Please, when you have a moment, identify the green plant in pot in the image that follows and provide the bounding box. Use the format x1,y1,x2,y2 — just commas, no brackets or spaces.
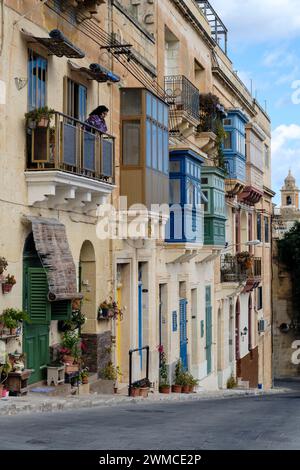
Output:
60,330,81,364
79,367,89,385
1,308,29,335
172,359,185,393
25,106,55,129
159,349,170,394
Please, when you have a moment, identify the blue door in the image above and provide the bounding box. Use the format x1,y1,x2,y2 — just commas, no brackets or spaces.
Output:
138,281,143,370
179,299,188,370
205,286,213,375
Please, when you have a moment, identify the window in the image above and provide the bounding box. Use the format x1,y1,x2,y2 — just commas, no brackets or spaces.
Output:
121,89,142,116
170,179,181,204
122,89,169,173
186,180,195,205
223,132,232,150
122,120,140,165
170,161,180,173
223,118,232,126
65,77,87,122
202,190,209,212
264,217,270,243
265,145,270,169
28,49,47,110
257,214,262,241
257,287,263,310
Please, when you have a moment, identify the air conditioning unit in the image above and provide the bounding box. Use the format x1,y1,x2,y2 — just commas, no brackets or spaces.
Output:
258,319,267,333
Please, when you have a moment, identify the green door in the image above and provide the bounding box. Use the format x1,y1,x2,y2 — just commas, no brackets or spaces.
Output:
23,267,50,384
24,324,49,384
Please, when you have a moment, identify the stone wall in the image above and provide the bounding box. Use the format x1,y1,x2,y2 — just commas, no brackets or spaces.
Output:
81,331,112,376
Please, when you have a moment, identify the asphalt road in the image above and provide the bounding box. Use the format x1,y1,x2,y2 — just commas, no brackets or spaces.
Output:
1,387,300,450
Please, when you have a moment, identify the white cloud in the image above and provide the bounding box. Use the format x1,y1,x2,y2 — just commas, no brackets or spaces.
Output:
211,0,300,45
271,124,300,202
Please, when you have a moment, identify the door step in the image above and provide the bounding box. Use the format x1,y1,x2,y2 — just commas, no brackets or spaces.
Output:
237,379,250,389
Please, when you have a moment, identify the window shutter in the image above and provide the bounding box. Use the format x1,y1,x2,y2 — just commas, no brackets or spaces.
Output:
51,300,72,321
28,267,50,324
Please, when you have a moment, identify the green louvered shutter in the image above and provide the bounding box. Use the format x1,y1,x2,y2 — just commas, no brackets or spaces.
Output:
51,300,72,321
28,267,50,324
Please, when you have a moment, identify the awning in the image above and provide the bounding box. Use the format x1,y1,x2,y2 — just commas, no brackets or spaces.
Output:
21,29,85,59
68,60,120,83
26,217,83,302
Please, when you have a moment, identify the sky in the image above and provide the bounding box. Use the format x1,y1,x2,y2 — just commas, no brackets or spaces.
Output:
211,0,300,204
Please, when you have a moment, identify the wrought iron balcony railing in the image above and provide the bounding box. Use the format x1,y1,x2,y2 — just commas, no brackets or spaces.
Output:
221,254,262,283
164,75,200,122
26,111,115,184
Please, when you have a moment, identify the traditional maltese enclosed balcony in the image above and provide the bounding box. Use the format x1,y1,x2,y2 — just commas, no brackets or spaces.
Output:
221,253,261,290
164,75,200,136
25,111,115,212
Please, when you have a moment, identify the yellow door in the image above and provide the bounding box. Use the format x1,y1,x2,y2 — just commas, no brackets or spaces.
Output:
116,287,122,370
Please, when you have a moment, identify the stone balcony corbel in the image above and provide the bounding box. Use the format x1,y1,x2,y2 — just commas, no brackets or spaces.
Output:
195,131,217,154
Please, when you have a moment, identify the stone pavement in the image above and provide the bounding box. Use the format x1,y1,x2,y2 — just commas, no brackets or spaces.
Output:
0,386,290,417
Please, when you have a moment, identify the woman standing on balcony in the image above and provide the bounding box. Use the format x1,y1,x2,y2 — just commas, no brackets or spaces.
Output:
85,105,109,133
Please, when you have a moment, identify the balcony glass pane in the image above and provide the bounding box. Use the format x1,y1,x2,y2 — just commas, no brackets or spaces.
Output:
83,131,96,171
152,123,158,169
158,127,163,172
146,93,152,117
163,130,169,174
158,101,164,124
121,89,142,116
169,161,180,173
146,119,152,167
164,104,169,128
170,179,181,204
122,120,140,166
63,122,77,166
223,132,232,150
102,138,113,177
152,96,157,121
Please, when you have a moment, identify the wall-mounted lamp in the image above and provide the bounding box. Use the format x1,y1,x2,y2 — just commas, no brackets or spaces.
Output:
241,327,248,337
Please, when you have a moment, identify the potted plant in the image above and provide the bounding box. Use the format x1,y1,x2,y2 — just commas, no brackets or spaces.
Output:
236,252,253,271
172,359,184,393
0,257,8,281
60,330,81,372
100,362,122,393
98,298,125,321
2,274,16,294
181,372,191,394
25,106,55,129
1,309,29,335
159,350,171,394
187,373,199,393
130,382,140,397
80,367,89,385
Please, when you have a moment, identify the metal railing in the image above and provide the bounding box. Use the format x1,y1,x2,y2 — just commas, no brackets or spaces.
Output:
221,254,262,283
26,111,115,184
164,75,200,122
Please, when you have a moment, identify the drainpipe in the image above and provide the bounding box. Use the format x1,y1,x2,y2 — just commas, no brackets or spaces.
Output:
0,0,4,56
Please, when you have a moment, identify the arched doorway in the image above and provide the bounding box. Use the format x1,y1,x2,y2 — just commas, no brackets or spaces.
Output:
23,233,50,384
79,241,96,333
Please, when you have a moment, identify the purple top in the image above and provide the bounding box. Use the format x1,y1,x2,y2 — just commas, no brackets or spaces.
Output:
85,114,108,134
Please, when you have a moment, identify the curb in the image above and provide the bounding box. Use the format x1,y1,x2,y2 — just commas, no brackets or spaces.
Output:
0,388,290,417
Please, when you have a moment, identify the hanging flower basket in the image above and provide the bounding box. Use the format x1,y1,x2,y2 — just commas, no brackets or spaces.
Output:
2,283,13,294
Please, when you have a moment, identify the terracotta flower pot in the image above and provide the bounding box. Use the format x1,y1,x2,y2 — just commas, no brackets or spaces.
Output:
10,328,17,336
2,283,13,294
62,355,74,365
189,385,194,393
139,387,149,398
172,384,182,393
159,386,171,394
82,376,89,384
114,387,118,394
130,387,140,397
37,117,49,128
182,385,190,394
